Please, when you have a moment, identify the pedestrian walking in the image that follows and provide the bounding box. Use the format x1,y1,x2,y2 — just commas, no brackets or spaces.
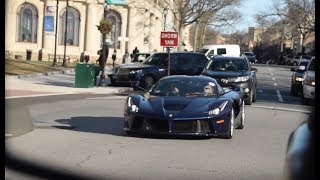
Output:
132,47,139,56
112,49,117,73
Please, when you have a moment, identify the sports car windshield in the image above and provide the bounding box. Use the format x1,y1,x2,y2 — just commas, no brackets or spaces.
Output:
150,78,218,98
207,58,249,71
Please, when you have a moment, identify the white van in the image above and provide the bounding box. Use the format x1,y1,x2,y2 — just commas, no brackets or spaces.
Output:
199,44,241,58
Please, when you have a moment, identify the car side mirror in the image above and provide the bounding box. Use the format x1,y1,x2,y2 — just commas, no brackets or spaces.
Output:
251,67,258,72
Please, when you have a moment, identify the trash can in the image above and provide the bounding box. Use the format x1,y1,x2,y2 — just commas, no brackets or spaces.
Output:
75,63,95,88
26,49,32,60
94,65,101,86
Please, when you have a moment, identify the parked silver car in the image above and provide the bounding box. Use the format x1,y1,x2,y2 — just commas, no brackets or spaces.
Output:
302,58,315,104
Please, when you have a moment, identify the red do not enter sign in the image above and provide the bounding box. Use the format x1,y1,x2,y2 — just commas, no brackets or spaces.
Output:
160,31,179,47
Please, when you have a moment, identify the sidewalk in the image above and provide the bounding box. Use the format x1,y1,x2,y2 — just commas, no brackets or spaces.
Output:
5,66,133,98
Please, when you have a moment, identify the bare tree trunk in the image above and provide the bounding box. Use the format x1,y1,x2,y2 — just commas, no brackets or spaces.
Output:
193,22,199,51
201,22,207,47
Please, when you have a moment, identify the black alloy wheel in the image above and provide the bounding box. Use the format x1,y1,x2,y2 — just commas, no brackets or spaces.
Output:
141,75,155,90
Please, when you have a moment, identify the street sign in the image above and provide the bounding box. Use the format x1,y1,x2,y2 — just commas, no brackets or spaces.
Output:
106,0,126,5
160,31,179,47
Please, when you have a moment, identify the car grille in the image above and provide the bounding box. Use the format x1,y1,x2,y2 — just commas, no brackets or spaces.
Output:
133,116,169,132
172,120,211,133
118,68,130,75
164,104,188,111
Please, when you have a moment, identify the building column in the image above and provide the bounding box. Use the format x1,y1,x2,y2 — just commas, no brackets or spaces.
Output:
84,1,102,55
148,14,156,52
42,0,58,54
5,0,12,51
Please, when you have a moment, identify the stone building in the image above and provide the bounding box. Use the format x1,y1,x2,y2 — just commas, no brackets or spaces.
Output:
5,0,176,64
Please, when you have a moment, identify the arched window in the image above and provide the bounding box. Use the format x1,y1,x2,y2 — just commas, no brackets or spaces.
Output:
106,10,121,49
16,3,38,43
59,7,80,46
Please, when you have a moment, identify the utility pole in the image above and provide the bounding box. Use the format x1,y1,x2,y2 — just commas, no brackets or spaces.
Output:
62,0,69,67
52,0,59,66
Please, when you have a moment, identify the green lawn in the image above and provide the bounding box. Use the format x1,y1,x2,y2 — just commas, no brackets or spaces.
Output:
5,58,77,75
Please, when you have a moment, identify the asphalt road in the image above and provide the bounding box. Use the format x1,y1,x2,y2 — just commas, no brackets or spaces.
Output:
5,64,313,180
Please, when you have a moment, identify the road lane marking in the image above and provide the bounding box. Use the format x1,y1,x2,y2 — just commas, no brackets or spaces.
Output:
272,78,275,80
276,90,284,102
5,134,13,137
274,83,277,86
250,105,311,113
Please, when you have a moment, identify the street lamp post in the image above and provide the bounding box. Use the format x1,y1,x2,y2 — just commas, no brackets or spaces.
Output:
62,0,69,67
52,0,59,66
163,7,168,52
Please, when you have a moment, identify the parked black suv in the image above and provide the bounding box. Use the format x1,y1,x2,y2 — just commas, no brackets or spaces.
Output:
241,52,257,64
201,56,258,105
109,52,209,89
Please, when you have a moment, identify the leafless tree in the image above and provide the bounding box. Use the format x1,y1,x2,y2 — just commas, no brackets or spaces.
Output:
256,0,315,51
163,0,242,50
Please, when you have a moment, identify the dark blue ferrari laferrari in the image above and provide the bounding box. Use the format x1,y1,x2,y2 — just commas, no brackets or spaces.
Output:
123,75,245,139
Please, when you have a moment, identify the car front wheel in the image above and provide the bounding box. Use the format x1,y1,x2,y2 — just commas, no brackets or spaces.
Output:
245,91,253,105
222,108,234,139
141,75,155,90
237,101,245,129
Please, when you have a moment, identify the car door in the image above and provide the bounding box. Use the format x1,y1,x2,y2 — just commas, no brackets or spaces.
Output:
190,54,209,75
171,53,191,75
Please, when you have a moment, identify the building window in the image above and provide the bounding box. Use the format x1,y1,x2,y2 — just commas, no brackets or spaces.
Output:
106,10,121,49
16,3,38,43
59,7,80,46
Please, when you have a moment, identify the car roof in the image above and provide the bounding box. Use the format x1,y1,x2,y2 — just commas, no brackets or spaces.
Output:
160,75,218,82
152,51,205,55
211,56,247,60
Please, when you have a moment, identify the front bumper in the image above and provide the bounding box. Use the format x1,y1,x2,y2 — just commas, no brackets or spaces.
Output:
110,72,141,86
303,85,315,99
124,113,231,137
292,81,303,93
220,81,252,97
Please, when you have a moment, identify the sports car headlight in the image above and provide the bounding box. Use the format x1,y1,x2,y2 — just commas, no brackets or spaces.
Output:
234,76,250,82
208,101,228,115
127,97,139,112
129,69,142,74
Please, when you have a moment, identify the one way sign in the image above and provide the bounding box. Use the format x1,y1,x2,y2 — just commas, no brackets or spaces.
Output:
160,31,179,47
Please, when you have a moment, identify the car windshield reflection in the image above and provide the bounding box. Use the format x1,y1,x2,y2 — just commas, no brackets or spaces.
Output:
150,79,218,98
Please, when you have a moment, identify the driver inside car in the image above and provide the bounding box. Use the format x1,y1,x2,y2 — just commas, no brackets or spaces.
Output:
203,84,215,96
167,82,180,96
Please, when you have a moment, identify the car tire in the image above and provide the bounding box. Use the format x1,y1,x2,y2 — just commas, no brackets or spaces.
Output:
290,85,298,96
237,101,245,129
222,108,234,139
245,91,253,105
252,88,257,103
141,75,155,90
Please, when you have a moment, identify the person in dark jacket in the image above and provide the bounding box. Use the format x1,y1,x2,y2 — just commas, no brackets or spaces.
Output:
132,47,139,56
